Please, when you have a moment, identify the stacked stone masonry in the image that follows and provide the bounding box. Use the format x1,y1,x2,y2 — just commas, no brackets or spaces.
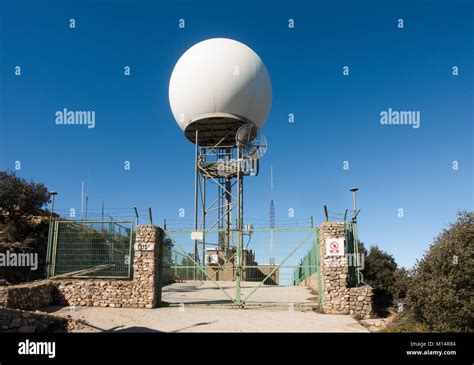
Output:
52,225,162,309
0,308,68,333
0,225,162,311
0,281,52,310
319,222,373,319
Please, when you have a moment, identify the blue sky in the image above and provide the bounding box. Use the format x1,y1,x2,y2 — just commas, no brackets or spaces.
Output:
0,0,472,269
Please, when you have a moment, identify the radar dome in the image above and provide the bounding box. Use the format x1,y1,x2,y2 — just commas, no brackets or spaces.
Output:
169,38,272,146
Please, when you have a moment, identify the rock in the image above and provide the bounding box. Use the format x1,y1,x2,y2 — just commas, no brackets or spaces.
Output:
10,318,22,327
18,325,36,333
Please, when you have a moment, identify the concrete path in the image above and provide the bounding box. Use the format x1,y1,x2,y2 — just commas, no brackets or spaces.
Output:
51,306,368,333
162,280,317,305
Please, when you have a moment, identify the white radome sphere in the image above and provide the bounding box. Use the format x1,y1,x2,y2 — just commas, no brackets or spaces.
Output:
169,38,272,145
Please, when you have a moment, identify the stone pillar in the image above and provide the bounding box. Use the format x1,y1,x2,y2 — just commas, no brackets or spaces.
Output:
134,225,163,308
319,222,349,314
319,221,373,319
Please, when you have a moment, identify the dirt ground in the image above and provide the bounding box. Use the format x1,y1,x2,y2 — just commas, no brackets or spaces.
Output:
48,306,369,332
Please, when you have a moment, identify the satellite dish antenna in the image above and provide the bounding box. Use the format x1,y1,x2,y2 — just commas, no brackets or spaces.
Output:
236,124,268,159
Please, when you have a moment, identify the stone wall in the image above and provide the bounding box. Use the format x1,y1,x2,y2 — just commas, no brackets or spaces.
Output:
348,285,373,318
0,308,68,333
0,225,163,311
319,222,373,319
0,281,53,310
51,225,163,309
53,280,137,308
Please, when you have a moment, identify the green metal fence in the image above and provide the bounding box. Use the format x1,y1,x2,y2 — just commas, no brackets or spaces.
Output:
345,221,364,286
47,220,133,279
160,227,320,307
293,243,318,285
162,231,204,282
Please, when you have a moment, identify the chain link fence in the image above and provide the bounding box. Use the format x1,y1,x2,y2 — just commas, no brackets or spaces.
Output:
47,220,133,279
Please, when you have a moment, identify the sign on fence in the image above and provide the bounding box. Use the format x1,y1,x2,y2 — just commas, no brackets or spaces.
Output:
191,231,204,240
325,238,345,256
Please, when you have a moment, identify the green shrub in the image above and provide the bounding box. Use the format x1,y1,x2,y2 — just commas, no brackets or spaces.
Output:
0,171,50,242
383,310,430,333
406,211,473,332
392,267,410,303
363,245,399,305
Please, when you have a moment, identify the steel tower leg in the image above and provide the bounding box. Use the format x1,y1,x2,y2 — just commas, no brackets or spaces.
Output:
235,149,244,306
225,178,232,253
202,174,206,279
193,130,199,281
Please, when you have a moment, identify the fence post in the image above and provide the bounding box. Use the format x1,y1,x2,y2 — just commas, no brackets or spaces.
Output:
316,229,322,307
45,218,54,278
148,207,153,225
134,207,139,225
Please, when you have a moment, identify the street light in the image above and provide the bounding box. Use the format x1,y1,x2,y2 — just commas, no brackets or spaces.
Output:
49,191,58,217
350,187,359,212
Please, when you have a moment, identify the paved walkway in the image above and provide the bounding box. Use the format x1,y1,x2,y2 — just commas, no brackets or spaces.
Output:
161,280,317,305
51,306,369,332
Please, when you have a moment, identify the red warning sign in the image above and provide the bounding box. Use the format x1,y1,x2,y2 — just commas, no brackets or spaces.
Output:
325,238,345,256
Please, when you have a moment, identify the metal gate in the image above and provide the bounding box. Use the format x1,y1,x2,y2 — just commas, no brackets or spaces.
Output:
160,227,321,308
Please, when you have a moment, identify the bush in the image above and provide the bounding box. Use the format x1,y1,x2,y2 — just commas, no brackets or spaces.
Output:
392,267,410,303
406,211,473,332
363,245,398,306
382,309,430,333
0,171,50,242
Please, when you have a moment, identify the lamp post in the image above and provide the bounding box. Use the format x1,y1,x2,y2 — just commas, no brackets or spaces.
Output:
351,187,359,212
49,191,58,218
350,187,358,212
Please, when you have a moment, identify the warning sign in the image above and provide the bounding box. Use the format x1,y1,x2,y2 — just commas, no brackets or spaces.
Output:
191,231,204,241
325,238,345,256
